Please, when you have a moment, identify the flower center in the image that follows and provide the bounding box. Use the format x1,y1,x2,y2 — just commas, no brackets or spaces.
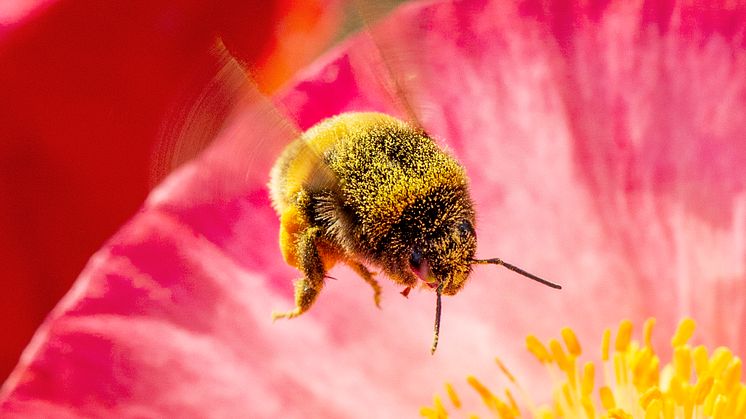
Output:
421,318,745,418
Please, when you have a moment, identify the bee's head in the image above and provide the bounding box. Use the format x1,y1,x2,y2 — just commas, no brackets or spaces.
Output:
378,185,477,295
408,217,477,295
367,160,559,355
383,187,559,355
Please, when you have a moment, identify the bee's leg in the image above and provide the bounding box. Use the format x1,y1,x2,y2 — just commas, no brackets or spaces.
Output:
272,227,326,320
346,261,381,308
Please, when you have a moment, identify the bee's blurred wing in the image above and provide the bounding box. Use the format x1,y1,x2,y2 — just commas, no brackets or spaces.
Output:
150,2,436,201
150,45,244,187
350,0,436,131
149,42,306,204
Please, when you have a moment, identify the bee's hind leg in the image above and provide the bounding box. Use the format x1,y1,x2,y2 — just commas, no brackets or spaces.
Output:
272,227,326,320
346,260,381,308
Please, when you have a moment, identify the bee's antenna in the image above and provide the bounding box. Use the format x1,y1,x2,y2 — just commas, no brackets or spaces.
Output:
431,283,443,355
471,258,562,289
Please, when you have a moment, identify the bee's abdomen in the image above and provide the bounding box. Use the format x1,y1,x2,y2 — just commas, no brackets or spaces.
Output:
268,137,306,213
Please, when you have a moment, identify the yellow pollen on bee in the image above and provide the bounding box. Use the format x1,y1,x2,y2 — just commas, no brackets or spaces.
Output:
421,318,746,418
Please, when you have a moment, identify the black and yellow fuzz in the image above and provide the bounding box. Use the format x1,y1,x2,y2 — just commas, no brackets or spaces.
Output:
269,112,558,353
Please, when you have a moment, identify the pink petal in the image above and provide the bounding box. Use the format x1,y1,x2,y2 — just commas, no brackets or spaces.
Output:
0,0,341,382
3,0,746,417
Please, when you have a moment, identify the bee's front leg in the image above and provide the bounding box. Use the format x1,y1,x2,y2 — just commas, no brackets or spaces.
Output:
345,260,381,308
272,226,326,320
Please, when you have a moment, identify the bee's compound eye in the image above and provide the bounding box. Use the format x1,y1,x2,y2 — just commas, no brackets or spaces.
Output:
457,219,474,238
410,248,423,269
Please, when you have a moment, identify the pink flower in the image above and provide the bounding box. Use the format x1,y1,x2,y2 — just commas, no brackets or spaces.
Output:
2,0,745,417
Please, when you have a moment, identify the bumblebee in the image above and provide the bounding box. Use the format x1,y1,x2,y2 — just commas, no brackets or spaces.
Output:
269,112,559,353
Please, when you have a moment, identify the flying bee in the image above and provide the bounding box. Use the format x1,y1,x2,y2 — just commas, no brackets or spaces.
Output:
269,111,561,353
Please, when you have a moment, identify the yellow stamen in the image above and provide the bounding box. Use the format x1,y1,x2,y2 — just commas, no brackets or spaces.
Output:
693,375,714,404
710,347,733,376
631,347,654,390
602,329,611,362
505,389,519,415
673,345,692,381
549,339,569,372
606,407,633,418
495,357,516,383
419,406,439,418
494,396,516,419
669,376,688,405
671,318,696,348
561,327,582,357
663,397,675,419
723,357,742,394
600,386,616,409
422,318,746,418
421,395,448,419
639,386,662,410
565,356,578,390
445,382,461,409
536,407,553,419
681,386,694,419
467,375,496,406
562,382,574,408
582,396,595,419
643,318,655,348
614,352,627,386
692,345,709,377
644,398,662,419
526,335,552,364
712,394,727,419
615,320,634,352
433,394,447,418
734,385,746,417
703,380,721,415
582,362,595,396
